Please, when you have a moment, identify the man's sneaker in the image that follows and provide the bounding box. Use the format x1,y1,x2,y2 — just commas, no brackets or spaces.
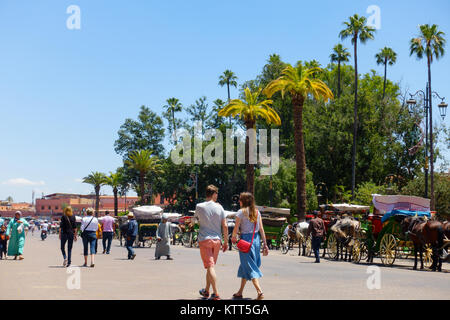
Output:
199,288,209,298
209,293,220,300
131,254,136,260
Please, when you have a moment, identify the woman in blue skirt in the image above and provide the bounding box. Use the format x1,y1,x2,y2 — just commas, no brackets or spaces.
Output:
231,192,269,300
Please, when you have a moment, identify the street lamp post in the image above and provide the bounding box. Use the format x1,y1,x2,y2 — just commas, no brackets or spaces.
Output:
407,83,447,204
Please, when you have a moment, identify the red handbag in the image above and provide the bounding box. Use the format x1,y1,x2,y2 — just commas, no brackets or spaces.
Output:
236,221,257,253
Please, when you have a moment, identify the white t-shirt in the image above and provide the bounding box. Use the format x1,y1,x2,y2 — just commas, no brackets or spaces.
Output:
194,200,226,242
81,216,99,232
41,223,49,231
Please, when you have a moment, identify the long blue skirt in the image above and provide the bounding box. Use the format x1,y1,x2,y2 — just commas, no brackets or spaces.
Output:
237,232,263,280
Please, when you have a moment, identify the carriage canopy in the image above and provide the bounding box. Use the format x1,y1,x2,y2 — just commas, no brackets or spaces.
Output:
380,209,432,223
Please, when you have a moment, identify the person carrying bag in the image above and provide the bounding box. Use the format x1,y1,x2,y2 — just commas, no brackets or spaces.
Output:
231,192,269,300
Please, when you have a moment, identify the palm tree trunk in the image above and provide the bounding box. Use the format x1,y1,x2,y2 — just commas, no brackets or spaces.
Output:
383,58,387,100
337,61,341,98
172,109,177,144
95,186,100,217
227,82,232,126
140,172,145,204
351,38,358,199
245,121,255,194
293,96,306,221
113,187,118,216
428,55,435,210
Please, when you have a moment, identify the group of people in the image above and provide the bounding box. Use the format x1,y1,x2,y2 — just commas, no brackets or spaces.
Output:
194,185,269,300
1,185,275,300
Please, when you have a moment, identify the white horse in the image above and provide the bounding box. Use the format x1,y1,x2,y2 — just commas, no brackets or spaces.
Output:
288,221,310,256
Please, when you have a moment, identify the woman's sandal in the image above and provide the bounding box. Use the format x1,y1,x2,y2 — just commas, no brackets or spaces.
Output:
199,288,209,298
256,292,264,300
232,293,243,299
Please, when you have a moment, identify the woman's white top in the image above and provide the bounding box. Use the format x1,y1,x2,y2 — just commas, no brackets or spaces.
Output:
81,216,99,232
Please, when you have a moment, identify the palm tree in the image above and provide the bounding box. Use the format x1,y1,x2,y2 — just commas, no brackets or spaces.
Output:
339,14,376,199
125,150,163,204
163,98,182,144
219,70,238,126
410,24,446,210
219,70,238,103
105,171,122,216
375,47,397,99
83,172,107,217
330,44,351,98
218,87,281,194
263,63,333,220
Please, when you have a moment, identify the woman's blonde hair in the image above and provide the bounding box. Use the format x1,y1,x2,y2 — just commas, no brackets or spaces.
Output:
63,206,73,217
239,192,258,223
86,208,94,216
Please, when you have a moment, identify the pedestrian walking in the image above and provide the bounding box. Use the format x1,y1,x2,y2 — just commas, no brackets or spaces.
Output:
95,221,102,254
155,213,173,260
80,208,98,267
195,185,228,300
231,192,268,300
0,225,8,259
6,211,30,260
59,206,77,268
126,212,138,260
307,211,325,263
101,211,115,254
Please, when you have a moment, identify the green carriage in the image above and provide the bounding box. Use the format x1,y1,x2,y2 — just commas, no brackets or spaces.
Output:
257,206,290,251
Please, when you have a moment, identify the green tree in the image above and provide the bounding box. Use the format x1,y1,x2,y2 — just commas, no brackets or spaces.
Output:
330,44,351,98
219,87,281,194
163,98,183,144
375,47,397,99
125,150,163,204
218,70,238,103
264,63,333,220
105,171,122,216
114,106,165,158
82,172,107,217
339,13,376,199
185,96,212,136
410,23,446,210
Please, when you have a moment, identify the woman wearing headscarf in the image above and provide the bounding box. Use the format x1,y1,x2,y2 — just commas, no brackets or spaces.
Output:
231,192,269,300
155,213,173,260
59,206,77,267
6,211,30,260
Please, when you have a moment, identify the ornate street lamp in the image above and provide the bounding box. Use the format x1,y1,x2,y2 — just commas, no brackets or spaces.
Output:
438,100,448,120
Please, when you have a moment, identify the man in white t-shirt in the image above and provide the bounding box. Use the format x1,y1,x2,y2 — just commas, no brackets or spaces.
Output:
194,185,228,301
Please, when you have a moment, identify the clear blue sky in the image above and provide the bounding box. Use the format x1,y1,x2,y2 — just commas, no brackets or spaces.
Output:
1,0,449,202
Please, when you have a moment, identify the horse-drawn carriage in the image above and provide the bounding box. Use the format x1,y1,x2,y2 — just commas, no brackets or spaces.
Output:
351,195,436,268
257,206,290,251
320,203,370,260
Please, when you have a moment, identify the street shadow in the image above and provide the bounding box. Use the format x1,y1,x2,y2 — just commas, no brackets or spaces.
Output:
48,265,66,268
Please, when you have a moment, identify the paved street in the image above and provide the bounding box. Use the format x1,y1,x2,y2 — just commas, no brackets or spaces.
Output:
1,233,448,300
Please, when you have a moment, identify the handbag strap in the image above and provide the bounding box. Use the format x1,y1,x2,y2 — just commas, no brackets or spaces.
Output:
248,212,258,247
82,216,95,233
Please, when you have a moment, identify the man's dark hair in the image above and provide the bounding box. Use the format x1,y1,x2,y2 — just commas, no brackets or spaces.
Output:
105,211,110,215
205,185,218,198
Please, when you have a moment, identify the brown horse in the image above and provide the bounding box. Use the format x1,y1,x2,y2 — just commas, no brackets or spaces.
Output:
401,216,445,272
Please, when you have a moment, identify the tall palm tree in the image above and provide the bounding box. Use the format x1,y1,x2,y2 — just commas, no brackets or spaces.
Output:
105,171,122,216
375,47,397,99
218,87,281,194
330,44,351,98
219,70,238,126
163,98,182,144
410,24,446,210
263,63,333,220
82,171,107,217
218,70,238,103
125,150,163,204
339,14,376,199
